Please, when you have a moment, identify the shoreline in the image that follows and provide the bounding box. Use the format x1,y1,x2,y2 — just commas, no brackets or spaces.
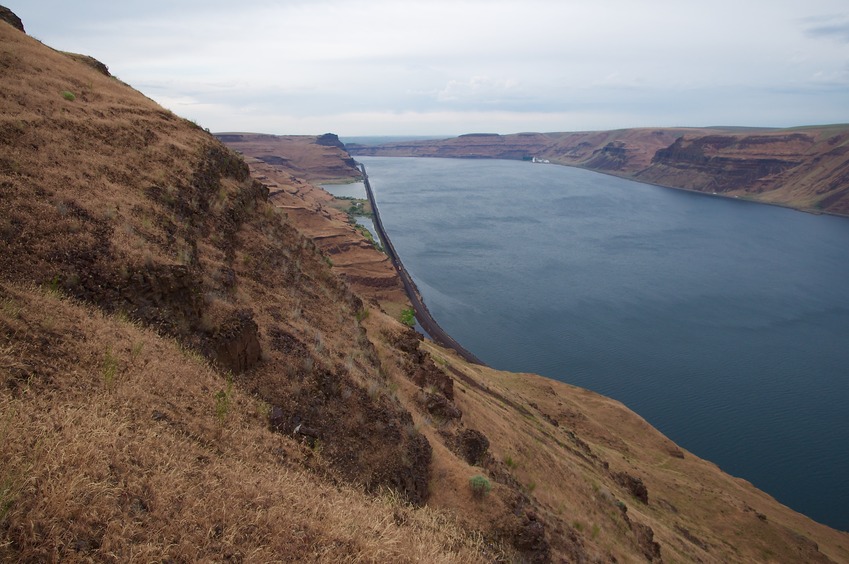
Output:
358,162,487,366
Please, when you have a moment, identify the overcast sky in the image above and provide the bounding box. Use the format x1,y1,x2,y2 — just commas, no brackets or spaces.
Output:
10,0,849,136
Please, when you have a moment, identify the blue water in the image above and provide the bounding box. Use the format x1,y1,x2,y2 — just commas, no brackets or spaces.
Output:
358,156,849,532
320,181,367,199
354,216,379,242
318,182,380,241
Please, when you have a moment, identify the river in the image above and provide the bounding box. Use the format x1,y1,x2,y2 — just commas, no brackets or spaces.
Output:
356,155,849,532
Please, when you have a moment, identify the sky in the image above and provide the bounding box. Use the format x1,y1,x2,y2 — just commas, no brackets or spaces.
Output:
10,0,849,136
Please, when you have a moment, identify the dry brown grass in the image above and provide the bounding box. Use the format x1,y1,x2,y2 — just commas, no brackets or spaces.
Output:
0,283,487,562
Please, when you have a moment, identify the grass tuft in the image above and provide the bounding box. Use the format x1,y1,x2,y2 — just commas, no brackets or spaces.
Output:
214,374,234,425
469,475,492,498
102,347,119,389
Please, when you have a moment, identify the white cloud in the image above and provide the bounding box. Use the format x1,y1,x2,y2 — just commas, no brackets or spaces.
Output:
437,76,521,103
11,0,849,134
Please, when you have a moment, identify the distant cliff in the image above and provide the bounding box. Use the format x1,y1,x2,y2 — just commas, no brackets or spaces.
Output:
348,125,849,215
215,132,361,182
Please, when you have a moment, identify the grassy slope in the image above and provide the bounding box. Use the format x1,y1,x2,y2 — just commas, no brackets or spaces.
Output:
0,284,484,562
2,18,849,563
0,21,481,562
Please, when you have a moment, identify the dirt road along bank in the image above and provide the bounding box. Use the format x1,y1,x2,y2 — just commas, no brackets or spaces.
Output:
358,163,486,366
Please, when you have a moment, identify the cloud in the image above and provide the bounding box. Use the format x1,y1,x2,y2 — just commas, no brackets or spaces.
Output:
436,76,522,104
804,17,849,42
12,0,849,134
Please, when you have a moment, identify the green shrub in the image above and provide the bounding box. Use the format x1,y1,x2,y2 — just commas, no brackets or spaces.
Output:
61,90,75,101
400,308,415,327
469,474,492,498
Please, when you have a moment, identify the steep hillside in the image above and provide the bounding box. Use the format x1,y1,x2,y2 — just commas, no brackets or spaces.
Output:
0,16,450,560
3,12,849,563
348,125,849,215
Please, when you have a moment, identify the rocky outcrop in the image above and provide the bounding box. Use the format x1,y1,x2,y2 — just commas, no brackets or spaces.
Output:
585,141,631,171
639,134,808,193
455,428,490,466
62,52,110,76
0,5,24,33
613,471,649,504
265,374,433,505
632,522,663,562
315,133,346,150
206,309,262,374
390,327,455,399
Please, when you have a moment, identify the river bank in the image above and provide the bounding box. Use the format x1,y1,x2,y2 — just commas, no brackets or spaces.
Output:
358,162,486,366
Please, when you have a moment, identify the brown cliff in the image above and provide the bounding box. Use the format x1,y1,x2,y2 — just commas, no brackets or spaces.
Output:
349,125,849,215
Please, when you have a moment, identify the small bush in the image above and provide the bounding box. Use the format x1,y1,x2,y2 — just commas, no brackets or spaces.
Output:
400,308,415,327
61,90,75,101
469,475,492,498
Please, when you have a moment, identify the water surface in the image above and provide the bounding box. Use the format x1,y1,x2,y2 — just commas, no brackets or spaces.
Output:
320,181,366,199
359,156,849,532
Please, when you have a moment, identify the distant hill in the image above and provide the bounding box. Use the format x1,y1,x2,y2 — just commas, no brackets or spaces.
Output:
349,125,849,215
3,8,849,562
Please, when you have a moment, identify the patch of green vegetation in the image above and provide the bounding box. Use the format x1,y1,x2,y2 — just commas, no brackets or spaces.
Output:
504,455,518,469
469,475,492,498
400,308,415,327
43,275,62,297
214,374,234,425
102,347,119,389
572,520,584,531
61,90,75,101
